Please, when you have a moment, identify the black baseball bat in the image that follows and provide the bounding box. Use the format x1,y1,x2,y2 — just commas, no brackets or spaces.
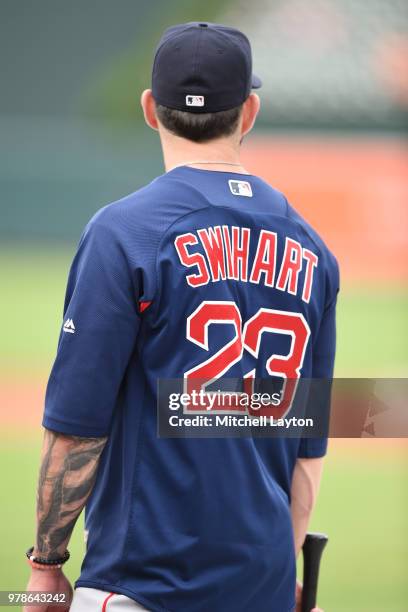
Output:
301,532,328,612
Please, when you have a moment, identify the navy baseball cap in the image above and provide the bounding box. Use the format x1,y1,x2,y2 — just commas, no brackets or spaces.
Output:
151,22,262,113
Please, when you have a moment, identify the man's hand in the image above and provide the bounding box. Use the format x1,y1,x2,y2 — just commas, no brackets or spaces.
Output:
296,580,323,612
23,568,73,612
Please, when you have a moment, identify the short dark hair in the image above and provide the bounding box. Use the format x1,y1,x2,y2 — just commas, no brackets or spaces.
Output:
155,104,243,143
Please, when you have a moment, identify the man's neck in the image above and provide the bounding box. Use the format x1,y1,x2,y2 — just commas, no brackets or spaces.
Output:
160,133,248,174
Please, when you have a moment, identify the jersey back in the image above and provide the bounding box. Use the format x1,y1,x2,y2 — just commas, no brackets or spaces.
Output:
44,166,339,612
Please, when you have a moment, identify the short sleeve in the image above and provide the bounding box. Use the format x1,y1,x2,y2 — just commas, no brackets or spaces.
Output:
298,258,339,458
43,219,141,437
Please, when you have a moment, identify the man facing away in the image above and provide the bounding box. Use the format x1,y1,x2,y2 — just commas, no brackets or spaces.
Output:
25,22,338,612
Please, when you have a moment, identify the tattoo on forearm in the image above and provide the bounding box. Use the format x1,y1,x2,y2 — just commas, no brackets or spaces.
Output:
35,429,107,559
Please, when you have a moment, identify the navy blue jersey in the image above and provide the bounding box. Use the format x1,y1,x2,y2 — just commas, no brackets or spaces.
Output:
43,166,339,612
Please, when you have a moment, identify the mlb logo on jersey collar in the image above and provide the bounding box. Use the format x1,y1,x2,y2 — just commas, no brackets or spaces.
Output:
228,179,253,197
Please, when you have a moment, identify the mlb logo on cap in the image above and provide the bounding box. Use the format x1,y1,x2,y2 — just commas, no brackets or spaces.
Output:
186,95,205,107
152,22,261,113
228,179,253,197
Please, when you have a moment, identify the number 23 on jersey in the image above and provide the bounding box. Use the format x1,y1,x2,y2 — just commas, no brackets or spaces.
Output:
184,301,310,419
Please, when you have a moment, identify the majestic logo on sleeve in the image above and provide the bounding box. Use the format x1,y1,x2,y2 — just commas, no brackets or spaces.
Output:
63,318,76,334
174,226,319,303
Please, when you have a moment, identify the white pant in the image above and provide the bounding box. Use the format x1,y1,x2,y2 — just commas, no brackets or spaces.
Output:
70,588,149,611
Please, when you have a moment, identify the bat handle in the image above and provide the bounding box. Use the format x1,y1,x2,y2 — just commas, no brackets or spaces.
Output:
301,532,328,612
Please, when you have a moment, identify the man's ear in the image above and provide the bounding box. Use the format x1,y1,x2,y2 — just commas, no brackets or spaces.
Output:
241,93,260,137
141,89,159,131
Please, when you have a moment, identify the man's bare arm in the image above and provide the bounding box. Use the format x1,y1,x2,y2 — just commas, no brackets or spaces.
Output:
291,457,325,612
23,429,107,612
34,428,107,559
290,457,324,557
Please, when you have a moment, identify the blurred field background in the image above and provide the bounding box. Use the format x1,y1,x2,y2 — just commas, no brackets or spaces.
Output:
0,1,407,611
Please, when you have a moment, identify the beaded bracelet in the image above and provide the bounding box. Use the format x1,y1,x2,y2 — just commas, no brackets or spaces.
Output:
26,547,70,569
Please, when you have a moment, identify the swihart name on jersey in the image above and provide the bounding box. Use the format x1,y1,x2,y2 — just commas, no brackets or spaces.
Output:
175,225,318,303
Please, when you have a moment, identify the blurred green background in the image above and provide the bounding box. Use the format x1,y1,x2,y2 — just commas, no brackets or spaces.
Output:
0,1,407,611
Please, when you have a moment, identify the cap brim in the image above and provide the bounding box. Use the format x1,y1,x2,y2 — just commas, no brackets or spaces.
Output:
251,73,262,89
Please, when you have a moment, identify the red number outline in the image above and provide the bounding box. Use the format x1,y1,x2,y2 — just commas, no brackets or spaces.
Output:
184,301,310,417
243,308,310,418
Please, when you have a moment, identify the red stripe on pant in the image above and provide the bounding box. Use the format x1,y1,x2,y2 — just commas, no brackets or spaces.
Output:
102,592,115,612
